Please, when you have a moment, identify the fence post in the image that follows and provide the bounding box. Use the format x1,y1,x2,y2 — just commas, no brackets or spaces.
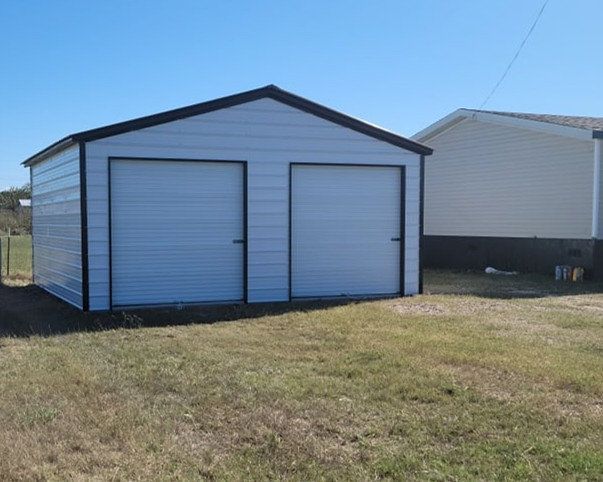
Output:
6,235,10,277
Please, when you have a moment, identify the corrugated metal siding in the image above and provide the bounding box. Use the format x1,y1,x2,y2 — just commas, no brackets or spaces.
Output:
291,165,401,297
424,119,594,238
85,98,420,310
31,146,82,308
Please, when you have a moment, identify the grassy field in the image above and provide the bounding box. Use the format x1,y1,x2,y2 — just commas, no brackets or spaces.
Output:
0,271,601,480
0,234,31,280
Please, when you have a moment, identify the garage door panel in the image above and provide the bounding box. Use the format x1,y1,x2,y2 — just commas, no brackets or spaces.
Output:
291,164,402,298
111,160,245,307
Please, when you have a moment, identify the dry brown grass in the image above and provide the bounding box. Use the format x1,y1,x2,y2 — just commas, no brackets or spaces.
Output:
0,270,601,480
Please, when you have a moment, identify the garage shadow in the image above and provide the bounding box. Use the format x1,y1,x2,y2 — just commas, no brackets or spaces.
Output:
0,283,362,338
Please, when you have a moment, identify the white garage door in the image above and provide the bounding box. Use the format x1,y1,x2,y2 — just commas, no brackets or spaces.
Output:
110,159,245,307
291,164,402,298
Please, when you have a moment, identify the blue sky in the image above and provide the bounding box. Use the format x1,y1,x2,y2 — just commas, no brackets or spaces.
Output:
1,0,600,189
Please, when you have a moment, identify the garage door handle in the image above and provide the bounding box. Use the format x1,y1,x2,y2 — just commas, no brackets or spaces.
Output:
232,239,246,244
390,237,400,242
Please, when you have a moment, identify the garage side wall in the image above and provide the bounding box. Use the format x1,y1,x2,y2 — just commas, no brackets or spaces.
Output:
424,119,594,239
85,98,420,310
31,145,83,308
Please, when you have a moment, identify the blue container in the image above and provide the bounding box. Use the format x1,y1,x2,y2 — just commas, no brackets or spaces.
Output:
555,265,563,281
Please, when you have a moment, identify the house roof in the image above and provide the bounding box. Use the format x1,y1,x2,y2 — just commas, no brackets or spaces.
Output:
465,109,603,132
23,85,432,167
413,108,603,143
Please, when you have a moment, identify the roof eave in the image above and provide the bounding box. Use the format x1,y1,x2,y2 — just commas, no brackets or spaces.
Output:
21,137,77,167
265,88,432,155
412,109,470,143
415,109,599,144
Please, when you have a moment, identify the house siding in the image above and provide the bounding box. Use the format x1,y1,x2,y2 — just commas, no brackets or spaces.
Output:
424,118,594,239
31,146,82,308
85,98,420,310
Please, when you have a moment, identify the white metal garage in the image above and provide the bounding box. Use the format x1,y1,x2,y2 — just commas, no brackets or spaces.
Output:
24,85,432,311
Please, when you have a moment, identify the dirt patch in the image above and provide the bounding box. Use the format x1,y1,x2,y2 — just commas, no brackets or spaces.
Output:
0,274,31,287
390,297,513,319
170,402,366,471
443,363,603,419
545,295,603,315
390,293,603,348
507,288,548,297
391,302,449,316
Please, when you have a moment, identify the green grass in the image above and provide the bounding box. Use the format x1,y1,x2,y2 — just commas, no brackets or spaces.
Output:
0,271,601,480
0,234,31,279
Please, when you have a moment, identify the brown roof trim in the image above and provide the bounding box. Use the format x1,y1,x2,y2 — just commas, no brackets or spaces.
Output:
23,85,432,166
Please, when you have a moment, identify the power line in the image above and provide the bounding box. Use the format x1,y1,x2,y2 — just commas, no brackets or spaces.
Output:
479,0,549,109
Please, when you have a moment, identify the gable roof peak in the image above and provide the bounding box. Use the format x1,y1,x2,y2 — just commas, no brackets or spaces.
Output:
23,85,432,166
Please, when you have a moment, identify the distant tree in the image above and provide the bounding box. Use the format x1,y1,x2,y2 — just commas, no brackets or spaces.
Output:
0,184,31,234
0,184,31,211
